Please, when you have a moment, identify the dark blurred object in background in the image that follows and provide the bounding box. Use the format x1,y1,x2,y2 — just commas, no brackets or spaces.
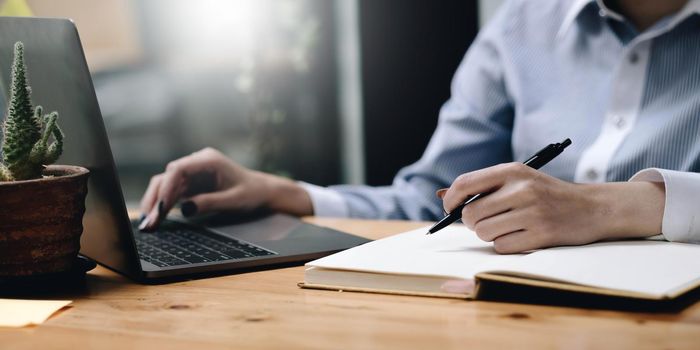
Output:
360,0,478,185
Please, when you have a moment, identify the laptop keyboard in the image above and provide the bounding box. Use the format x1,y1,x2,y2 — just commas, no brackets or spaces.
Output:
132,220,277,267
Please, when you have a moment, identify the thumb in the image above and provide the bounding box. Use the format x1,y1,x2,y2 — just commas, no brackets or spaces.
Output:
182,188,245,216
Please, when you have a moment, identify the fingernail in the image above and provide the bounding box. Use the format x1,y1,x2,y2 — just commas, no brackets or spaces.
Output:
138,216,151,231
157,200,165,220
436,188,448,199
180,201,198,217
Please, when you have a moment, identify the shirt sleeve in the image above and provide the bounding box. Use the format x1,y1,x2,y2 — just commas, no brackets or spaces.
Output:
298,182,349,218
316,2,517,220
629,168,700,243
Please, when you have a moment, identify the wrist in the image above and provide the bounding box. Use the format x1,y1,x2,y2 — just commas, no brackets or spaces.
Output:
258,171,314,217
587,181,665,240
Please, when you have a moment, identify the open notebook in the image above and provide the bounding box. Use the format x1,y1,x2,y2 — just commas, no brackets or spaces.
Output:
300,226,700,300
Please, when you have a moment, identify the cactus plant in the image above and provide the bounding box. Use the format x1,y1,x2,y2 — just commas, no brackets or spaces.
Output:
0,39,87,278
0,41,63,181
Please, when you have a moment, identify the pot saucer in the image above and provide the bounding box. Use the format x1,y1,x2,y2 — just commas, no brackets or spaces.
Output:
0,255,97,296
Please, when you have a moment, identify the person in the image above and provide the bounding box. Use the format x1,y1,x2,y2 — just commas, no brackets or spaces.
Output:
139,0,700,253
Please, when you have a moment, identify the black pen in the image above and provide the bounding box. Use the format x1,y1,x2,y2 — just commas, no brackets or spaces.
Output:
427,138,572,235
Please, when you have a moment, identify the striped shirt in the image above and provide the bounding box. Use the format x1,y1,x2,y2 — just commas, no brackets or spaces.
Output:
303,0,700,243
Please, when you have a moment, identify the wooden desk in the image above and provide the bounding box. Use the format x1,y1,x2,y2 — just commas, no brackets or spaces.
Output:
1,218,699,349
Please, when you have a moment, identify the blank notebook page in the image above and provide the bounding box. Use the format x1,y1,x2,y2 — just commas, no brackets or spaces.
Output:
306,226,523,280
308,226,700,298
488,240,700,297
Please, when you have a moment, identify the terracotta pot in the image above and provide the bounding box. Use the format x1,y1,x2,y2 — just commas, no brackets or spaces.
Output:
0,165,89,276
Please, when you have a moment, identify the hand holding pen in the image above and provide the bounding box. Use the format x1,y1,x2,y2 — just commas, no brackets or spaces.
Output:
424,138,651,254
430,137,665,254
429,138,572,234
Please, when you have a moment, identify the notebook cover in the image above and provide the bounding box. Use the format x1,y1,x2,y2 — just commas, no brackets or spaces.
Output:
299,273,700,302
474,273,700,301
297,282,472,299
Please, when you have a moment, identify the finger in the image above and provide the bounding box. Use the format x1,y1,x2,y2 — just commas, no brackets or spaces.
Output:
443,163,531,213
144,150,224,229
141,199,165,232
460,184,527,229
492,229,548,254
471,209,529,242
156,162,189,213
142,168,186,230
182,171,218,197
186,188,245,215
139,174,163,218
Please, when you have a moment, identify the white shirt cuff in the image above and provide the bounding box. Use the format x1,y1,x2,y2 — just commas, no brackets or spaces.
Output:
629,168,700,243
298,182,350,218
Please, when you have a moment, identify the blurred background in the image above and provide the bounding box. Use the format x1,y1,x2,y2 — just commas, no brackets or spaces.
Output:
0,0,503,204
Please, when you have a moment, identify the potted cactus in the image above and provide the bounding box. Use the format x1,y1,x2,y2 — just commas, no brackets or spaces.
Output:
0,42,89,277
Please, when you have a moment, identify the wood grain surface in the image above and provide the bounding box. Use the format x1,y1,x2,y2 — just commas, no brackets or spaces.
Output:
1,218,699,349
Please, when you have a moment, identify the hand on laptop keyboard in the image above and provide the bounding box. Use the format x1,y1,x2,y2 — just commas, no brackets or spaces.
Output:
138,148,313,232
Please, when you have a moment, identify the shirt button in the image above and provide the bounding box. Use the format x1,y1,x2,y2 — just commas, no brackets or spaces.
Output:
585,169,599,181
599,9,607,17
611,114,626,129
629,52,639,63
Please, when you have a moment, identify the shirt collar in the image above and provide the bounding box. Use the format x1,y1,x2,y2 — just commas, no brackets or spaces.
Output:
556,0,596,40
556,0,700,41
668,0,700,26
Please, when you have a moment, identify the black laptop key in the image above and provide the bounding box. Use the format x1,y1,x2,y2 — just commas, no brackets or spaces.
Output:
194,248,227,261
148,259,168,267
220,248,249,259
158,256,188,266
180,254,208,264
132,219,277,267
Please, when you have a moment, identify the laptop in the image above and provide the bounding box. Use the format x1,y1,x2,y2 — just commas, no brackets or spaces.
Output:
0,17,370,282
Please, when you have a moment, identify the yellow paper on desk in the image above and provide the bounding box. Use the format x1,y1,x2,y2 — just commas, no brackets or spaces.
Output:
0,299,72,327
